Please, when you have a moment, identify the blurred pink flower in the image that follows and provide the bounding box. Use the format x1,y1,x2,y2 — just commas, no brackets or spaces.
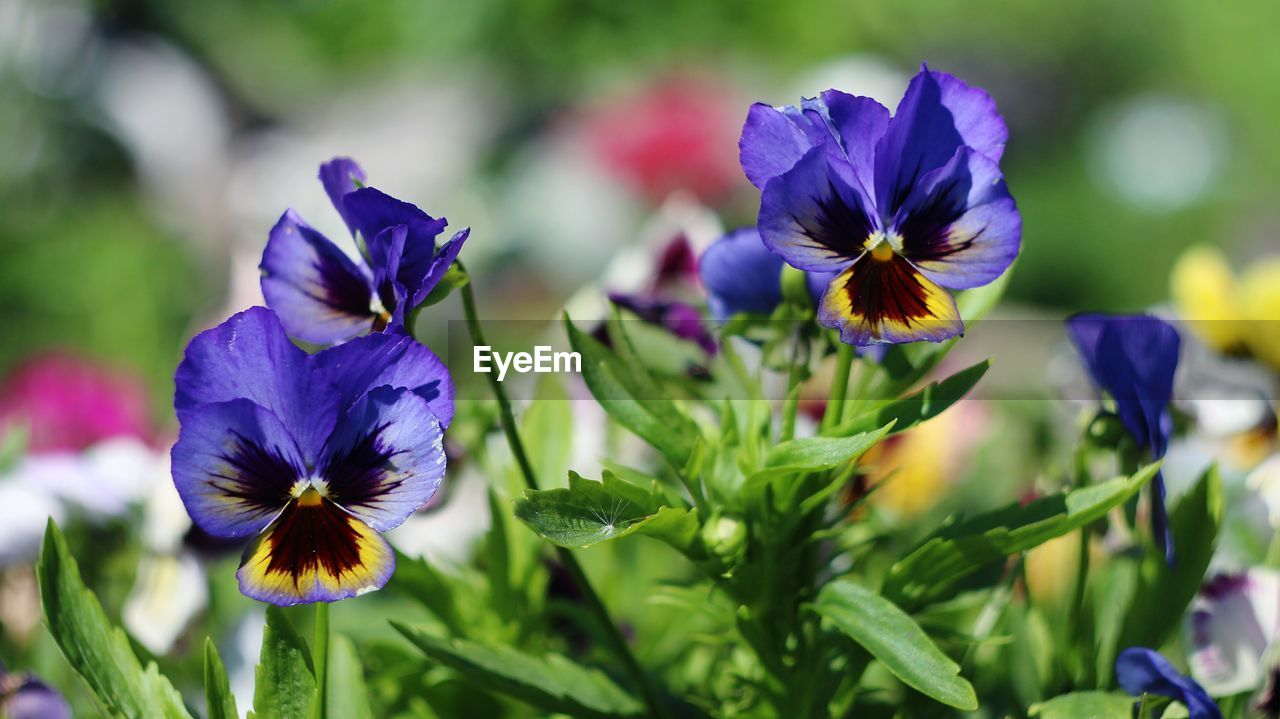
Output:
580,74,743,203
0,353,153,452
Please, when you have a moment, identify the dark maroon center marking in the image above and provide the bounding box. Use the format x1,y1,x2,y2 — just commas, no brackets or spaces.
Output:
841,254,934,327
256,493,366,584
212,431,299,514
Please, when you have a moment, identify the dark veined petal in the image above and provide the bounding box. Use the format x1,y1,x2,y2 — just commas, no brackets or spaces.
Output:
1116,648,1223,719
171,399,303,539
318,157,366,237
818,251,963,345
409,228,470,308
237,490,394,605
739,102,823,190
819,90,890,198
318,386,446,532
174,307,338,460
609,294,717,355
893,147,1021,289
873,65,1009,217
260,210,378,345
311,333,455,427
759,146,879,272
700,228,785,321
342,187,449,292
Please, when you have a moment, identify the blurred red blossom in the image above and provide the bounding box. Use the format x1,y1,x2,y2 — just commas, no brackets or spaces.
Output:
0,353,154,453
580,74,743,203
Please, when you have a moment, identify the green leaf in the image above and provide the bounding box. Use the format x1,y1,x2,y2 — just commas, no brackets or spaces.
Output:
884,464,1159,607
1029,691,1134,718
387,550,466,635
1115,465,1223,661
327,635,375,719
813,580,978,710
36,520,192,719
565,314,700,467
752,422,894,479
204,639,239,719
826,360,990,437
253,606,316,719
514,471,698,552
393,624,644,718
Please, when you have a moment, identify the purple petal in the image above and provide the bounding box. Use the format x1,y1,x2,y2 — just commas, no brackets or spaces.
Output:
700,228,785,321
893,148,1021,289
4,678,72,719
1067,313,1181,562
174,308,338,459
311,333,455,428
260,210,377,345
820,90,890,198
874,65,1009,217
739,102,822,190
1116,647,1222,719
758,146,879,273
342,187,448,291
171,399,303,539
318,157,366,237
319,386,446,532
409,228,470,308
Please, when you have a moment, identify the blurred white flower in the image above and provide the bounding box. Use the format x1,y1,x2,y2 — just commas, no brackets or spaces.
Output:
123,552,207,655
1249,456,1280,528
388,467,490,566
1187,569,1280,696
1089,95,1227,213
0,482,60,566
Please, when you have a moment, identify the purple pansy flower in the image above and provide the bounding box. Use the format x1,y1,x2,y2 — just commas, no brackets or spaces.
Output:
1066,313,1180,562
0,663,71,719
607,234,718,354
739,64,1021,345
1116,647,1223,719
699,227,832,321
171,307,453,605
260,157,469,345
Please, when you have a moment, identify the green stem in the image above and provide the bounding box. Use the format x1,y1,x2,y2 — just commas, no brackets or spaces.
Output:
780,331,805,442
458,269,670,718
311,602,329,719
821,343,856,432
1068,444,1092,683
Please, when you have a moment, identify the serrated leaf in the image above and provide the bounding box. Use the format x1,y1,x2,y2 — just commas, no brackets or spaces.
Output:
205,639,239,719
1115,465,1223,663
253,607,316,719
393,624,644,718
884,464,1159,608
751,422,894,480
328,635,374,719
1029,691,1133,718
36,520,192,719
827,360,990,438
566,315,700,467
814,580,978,710
513,471,698,552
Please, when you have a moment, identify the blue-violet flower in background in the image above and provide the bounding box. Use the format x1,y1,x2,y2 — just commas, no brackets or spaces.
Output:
1116,647,1222,719
699,227,832,322
1066,313,1180,563
171,307,453,605
0,662,71,719
260,157,469,345
739,64,1021,345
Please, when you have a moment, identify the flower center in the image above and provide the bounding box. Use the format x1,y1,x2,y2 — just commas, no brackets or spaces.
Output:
290,479,331,503
864,232,898,262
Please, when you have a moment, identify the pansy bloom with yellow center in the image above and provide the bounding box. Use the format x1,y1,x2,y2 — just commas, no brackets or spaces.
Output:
260,158,469,345
740,65,1021,345
171,307,453,605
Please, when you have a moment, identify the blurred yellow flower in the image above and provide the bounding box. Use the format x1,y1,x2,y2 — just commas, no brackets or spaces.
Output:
862,405,978,518
1171,245,1280,370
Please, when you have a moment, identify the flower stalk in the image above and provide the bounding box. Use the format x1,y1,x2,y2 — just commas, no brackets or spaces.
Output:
457,265,670,718
311,602,329,719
